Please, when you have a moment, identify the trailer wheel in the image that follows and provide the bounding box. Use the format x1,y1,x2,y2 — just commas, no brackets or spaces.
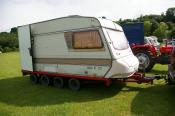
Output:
68,78,81,91
41,75,50,86
134,50,154,72
30,74,38,84
53,77,64,88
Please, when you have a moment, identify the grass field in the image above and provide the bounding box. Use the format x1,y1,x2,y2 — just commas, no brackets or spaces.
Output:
0,52,175,116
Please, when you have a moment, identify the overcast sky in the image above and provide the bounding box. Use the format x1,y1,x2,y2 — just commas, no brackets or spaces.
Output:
1,0,175,32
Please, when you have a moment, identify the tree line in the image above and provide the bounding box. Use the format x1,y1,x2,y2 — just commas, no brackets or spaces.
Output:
117,7,175,42
0,7,175,52
0,27,18,52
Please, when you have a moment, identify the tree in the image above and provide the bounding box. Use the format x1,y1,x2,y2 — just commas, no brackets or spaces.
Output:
150,19,159,34
165,30,172,39
171,27,175,38
153,22,168,41
137,14,144,22
10,27,17,33
137,14,163,23
165,7,175,23
0,32,18,52
116,19,134,25
167,22,175,30
144,21,152,36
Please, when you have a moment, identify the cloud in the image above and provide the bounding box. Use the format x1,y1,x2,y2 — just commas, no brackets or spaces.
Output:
0,0,175,32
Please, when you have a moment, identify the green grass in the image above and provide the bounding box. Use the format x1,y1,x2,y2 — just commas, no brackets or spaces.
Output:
0,52,175,116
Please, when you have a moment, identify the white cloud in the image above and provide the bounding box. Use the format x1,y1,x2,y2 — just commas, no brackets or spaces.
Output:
0,0,175,32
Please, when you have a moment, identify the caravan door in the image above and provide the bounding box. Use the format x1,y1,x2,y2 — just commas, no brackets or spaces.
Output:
18,25,33,71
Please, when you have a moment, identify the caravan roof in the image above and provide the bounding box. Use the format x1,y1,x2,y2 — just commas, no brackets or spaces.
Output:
19,15,123,35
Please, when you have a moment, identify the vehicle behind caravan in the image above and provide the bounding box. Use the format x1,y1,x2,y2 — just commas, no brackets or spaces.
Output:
144,36,160,50
18,16,139,90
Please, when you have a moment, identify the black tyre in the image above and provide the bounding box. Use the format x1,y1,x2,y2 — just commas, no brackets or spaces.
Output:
30,74,39,84
134,50,155,72
53,77,64,88
68,78,81,91
41,75,50,86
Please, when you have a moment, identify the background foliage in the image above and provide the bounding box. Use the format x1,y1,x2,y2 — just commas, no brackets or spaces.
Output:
0,7,175,52
117,7,175,41
0,27,18,52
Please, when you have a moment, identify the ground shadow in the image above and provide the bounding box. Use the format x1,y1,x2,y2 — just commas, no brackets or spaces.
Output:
128,84,175,116
0,76,124,107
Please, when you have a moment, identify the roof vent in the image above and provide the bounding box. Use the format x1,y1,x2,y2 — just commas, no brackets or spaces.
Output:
67,15,81,17
102,16,106,19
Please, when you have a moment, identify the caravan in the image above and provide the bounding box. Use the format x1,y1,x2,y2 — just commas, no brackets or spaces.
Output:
18,16,139,90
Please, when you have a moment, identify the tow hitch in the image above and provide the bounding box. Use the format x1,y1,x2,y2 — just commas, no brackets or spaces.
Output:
123,72,165,84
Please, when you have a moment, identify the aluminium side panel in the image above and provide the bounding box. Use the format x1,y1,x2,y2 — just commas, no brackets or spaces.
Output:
32,29,112,77
18,25,33,71
30,17,112,77
32,30,111,59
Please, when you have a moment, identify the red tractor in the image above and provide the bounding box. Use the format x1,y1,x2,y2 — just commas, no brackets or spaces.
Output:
160,39,175,55
122,23,172,72
131,43,158,72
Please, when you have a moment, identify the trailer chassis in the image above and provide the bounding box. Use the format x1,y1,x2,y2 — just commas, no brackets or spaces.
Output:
22,70,164,91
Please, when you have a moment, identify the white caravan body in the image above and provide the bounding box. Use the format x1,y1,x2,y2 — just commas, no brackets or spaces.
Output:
18,16,139,79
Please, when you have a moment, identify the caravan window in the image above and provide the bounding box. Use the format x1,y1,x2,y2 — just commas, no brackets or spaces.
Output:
106,29,129,50
73,31,103,49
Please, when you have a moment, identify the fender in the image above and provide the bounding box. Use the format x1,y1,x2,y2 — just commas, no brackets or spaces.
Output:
131,43,157,56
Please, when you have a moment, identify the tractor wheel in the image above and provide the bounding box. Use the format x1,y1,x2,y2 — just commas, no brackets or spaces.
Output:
68,78,81,91
134,50,155,72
